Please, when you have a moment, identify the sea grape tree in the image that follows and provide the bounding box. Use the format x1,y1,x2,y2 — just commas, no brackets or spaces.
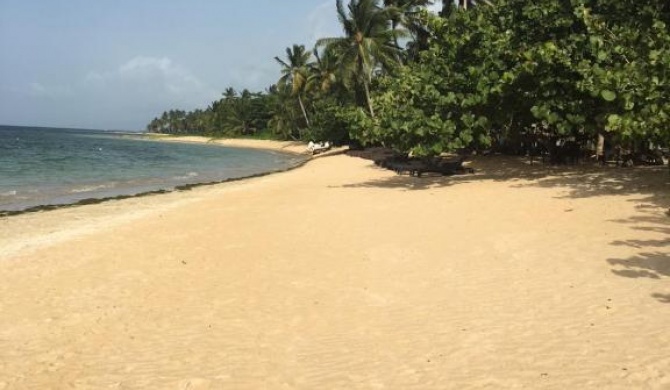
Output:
349,0,670,156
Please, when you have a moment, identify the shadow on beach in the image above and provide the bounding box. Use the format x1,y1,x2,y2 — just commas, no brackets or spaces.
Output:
606,212,670,303
344,150,670,303
344,151,669,206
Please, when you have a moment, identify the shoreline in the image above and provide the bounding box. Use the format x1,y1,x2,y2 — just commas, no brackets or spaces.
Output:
0,136,315,218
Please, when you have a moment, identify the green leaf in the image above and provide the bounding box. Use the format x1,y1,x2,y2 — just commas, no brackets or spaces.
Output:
607,114,621,125
601,90,616,102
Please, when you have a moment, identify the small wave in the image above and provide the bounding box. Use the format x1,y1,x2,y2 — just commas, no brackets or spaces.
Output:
0,190,18,197
70,184,114,193
174,172,199,180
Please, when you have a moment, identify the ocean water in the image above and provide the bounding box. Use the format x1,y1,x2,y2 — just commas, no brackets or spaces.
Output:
0,126,305,212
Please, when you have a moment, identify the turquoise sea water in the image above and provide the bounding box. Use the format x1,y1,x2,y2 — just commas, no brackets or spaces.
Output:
0,125,304,212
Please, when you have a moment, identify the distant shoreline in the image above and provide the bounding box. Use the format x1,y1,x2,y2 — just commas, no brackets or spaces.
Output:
0,123,134,133
144,134,310,155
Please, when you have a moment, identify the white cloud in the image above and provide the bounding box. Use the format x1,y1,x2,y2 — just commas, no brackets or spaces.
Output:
84,56,210,97
229,62,278,91
28,81,73,98
119,56,173,74
83,71,106,86
29,82,47,95
17,56,220,129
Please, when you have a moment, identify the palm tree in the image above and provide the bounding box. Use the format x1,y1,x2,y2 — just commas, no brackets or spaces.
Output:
459,0,491,10
317,0,405,118
441,0,489,16
385,0,434,57
147,117,161,133
384,0,433,47
268,85,303,140
307,47,340,94
223,87,237,100
274,44,312,127
222,90,256,136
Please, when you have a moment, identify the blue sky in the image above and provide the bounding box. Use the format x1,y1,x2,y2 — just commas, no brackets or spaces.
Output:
0,0,441,130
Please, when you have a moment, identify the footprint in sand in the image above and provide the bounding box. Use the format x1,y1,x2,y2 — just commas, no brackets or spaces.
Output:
179,378,212,390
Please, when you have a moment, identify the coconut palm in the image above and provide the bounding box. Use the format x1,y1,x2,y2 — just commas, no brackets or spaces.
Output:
384,0,433,50
317,0,406,118
221,90,256,135
223,87,237,100
441,0,490,16
307,47,340,94
459,0,490,10
274,44,312,127
385,0,434,58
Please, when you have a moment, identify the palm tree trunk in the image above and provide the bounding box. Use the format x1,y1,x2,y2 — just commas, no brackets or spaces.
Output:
391,19,405,64
392,19,400,49
297,94,310,127
363,79,375,118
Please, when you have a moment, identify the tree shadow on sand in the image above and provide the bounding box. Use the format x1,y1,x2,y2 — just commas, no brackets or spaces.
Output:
652,294,670,303
608,252,670,279
340,156,590,194
343,152,669,208
606,213,670,303
343,151,670,303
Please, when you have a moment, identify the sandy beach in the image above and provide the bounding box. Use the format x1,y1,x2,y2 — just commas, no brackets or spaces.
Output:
146,135,311,155
1,139,669,389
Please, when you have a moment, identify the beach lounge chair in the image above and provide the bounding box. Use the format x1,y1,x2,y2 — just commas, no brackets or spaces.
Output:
307,141,331,155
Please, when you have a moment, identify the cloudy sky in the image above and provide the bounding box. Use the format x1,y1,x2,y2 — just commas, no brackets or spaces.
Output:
0,0,442,130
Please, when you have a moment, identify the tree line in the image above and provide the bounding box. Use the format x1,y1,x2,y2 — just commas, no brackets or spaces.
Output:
148,0,670,159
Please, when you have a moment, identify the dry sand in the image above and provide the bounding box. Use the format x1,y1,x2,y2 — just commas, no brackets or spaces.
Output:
0,139,669,389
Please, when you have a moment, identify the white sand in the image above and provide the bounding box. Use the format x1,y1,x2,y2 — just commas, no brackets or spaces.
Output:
0,140,669,389
147,135,310,154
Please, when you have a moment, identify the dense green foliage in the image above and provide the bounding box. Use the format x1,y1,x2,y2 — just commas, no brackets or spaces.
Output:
148,0,669,158
362,0,670,156
147,88,275,138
